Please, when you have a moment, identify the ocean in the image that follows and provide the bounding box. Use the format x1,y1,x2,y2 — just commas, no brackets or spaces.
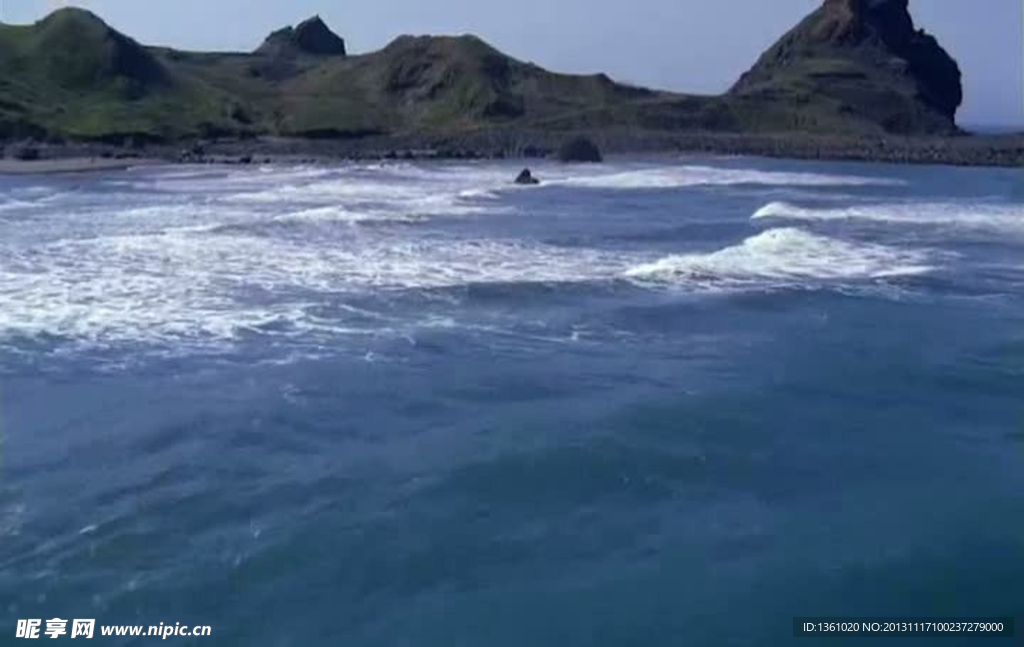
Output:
0,156,1021,645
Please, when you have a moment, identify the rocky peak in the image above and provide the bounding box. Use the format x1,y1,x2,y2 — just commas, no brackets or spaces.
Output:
824,0,909,13
293,16,347,55
257,15,346,57
732,0,962,132
817,0,919,46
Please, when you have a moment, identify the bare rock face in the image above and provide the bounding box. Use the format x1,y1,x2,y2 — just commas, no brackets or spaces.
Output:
257,15,346,57
731,0,962,134
292,16,347,55
557,137,603,163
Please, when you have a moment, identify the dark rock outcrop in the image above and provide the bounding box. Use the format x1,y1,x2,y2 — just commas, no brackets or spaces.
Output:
514,168,539,184
257,15,347,57
731,0,962,134
11,145,41,161
558,137,603,163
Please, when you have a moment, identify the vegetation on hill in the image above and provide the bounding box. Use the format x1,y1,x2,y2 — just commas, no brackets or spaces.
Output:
731,0,962,135
0,8,247,141
0,0,968,144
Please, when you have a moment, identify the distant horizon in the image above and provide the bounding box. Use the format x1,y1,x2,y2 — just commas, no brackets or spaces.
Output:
2,0,1021,127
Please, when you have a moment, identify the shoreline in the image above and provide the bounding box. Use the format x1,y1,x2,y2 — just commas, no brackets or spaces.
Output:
3,130,1023,173
0,157,163,175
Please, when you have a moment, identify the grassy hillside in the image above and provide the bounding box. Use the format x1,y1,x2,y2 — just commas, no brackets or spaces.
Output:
162,31,676,139
0,2,965,143
0,8,253,141
272,35,664,135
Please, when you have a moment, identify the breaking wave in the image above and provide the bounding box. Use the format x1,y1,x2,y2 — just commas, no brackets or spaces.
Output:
0,198,35,212
752,201,1024,234
625,227,934,285
0,229,634,347
0,160,992,356
559,165,903,190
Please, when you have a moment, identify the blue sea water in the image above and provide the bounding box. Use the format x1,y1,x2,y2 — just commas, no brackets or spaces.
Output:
0,156,1021,645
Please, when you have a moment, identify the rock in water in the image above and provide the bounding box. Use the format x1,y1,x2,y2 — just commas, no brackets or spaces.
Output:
730,0,962,134
514,168,539,185
558,137,603,163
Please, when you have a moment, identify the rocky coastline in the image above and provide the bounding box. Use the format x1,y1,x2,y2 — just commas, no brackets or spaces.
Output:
1,0,1018,171
4,128,1022,172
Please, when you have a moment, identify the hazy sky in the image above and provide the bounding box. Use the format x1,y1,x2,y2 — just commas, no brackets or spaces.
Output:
3,0,1020,126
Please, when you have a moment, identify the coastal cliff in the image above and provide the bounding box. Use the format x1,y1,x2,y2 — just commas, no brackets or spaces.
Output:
0,2,1018,165
732,0,963,134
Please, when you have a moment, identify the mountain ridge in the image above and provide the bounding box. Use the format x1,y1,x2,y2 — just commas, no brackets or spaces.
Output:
0,2,971,143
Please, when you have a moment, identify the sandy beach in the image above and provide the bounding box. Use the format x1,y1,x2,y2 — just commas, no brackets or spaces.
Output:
0,157,163,175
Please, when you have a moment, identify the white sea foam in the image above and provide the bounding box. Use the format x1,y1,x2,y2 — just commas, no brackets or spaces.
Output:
143,165,336,190
223,180,419,204
212,164,513,221
273,205,423,225
0,163,536,347
0,162,950,353
752,201,1024,234
625,228,934,286
269,195,506,225
558,165,903,190
0,199,35,212
0,228,633,346
458,187,501,200
0,185,69,208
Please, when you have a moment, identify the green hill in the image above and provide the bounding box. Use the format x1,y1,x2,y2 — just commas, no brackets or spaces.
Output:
0,0,966,143
0,8,249,140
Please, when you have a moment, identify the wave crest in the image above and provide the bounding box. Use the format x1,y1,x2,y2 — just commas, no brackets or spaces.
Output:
752,200,1024,234
625,227,933,285
559,165,903,190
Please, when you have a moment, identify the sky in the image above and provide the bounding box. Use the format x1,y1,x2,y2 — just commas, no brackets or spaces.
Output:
2,0,1021,127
